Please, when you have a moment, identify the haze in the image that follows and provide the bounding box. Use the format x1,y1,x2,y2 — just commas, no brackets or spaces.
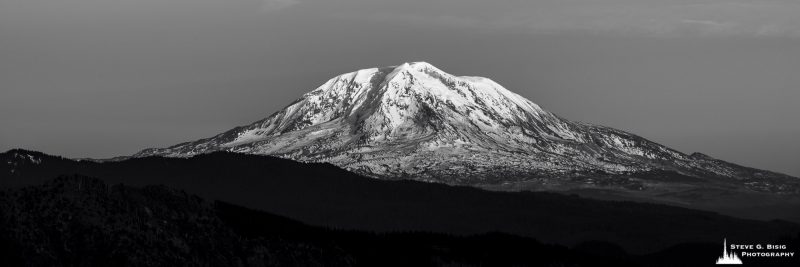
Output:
1,0,798,176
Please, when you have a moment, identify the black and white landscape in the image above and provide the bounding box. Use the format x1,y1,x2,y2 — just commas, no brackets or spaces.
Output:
3,0,800,266
3,63,800,266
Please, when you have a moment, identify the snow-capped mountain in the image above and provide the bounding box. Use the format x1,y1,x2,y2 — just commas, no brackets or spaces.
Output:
135,62,798,194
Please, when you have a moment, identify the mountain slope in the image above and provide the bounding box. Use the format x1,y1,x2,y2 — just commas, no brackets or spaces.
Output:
133,62,798,194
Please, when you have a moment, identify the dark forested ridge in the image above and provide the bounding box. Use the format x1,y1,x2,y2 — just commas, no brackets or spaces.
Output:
0,176,352,266
3,175,799,266
2,149,799,256
0,175,632,266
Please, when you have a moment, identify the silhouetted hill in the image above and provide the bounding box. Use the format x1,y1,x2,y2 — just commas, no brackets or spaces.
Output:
2,149,799,254
216,200,639,267
0,175,637,266
0,175,352,266
5,176,798,266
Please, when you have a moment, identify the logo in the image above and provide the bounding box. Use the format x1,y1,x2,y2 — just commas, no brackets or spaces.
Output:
716,238,796,265
717,239,743,265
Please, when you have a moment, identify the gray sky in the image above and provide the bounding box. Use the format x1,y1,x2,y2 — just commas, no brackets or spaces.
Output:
1,0,798,176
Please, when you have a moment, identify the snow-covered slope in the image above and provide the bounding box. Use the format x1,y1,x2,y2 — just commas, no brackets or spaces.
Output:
135,62,798,194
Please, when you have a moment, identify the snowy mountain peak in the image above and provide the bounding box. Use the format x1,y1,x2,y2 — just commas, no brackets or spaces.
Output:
134,62,798,193
281,61,556,142
394,61,439,72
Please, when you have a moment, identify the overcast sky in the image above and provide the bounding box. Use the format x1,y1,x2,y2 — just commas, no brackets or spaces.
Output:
1,0,798,176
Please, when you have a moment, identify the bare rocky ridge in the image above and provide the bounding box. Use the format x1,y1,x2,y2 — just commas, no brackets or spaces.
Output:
134,62,799,196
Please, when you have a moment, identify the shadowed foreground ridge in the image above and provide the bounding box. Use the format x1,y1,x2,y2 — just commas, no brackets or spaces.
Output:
3,175,799,266
0,175,352,266
0,175,640,266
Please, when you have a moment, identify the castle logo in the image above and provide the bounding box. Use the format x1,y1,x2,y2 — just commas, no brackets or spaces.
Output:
717,238,743,265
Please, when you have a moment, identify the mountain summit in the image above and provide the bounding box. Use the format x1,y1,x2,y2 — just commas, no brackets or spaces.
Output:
135,62,798,194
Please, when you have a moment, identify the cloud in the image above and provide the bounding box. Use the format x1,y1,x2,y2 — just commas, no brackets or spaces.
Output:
261,0,300,12
308,0,800,38
681,20,727,27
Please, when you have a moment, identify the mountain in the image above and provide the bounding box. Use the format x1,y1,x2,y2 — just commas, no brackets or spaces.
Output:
3,150,799,254
133,62,799,195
